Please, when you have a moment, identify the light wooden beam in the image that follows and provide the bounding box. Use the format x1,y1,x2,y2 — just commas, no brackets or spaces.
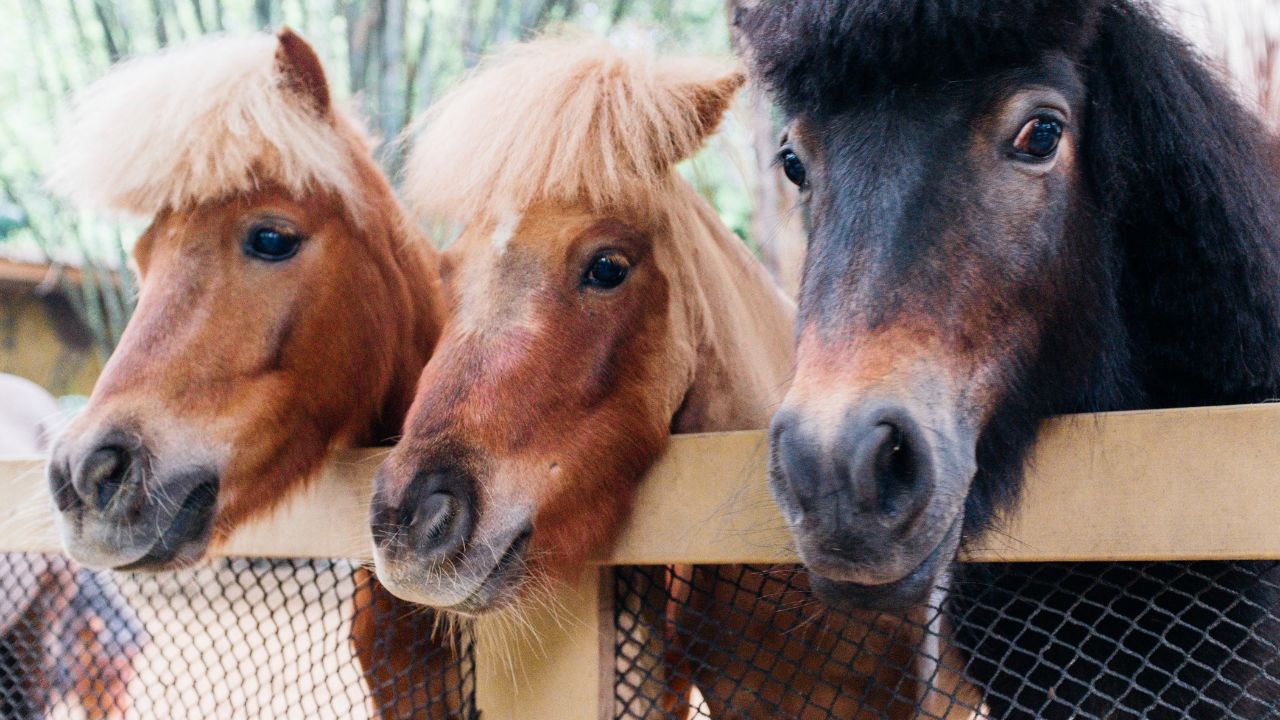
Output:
3,403,1280,563
0,258,123,291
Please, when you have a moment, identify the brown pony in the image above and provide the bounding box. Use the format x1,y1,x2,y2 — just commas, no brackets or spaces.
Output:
46,30,456,719
370,38,975,718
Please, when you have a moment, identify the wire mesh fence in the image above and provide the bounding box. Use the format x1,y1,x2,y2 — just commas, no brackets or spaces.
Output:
0,553,476,719
614,562,1280,720
3,552,1278,719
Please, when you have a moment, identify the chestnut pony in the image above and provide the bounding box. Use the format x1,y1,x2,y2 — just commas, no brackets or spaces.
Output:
47,30,457,718
371,38,975,718
742,0,1280,717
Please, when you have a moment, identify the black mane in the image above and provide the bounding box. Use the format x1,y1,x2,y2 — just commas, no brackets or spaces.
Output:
1085,1,1280,409
971,0,1280,529
738,0,1104,114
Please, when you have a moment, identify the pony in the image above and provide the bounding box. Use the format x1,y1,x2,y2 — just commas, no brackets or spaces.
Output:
45,30,459,719
0,373,141,720
368,37,976,719
370,34,793,617
740,0,1280,716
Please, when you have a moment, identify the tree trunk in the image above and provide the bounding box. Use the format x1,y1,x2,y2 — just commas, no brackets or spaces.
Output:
91,1,123,62
405,1,434,123
378,0,406,168
109,1,136,52
346,1,380,97
745,87,805,297
487,0,515,48
609,0,632,28
66,0,100,66
518,0,555,39
254,0,273,29
167,0,191,40
150,0,170,45
726,0,805,296
189,0,207,33
297,0,311,34
460,0,481,67
22,0,73,103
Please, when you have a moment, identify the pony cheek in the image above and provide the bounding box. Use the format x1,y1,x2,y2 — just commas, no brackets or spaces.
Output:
514,460,635,576
531,489,631,578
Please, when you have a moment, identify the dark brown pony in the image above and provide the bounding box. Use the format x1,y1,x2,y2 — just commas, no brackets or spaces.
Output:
741,1,1280,717
370,38,978,719
46,30,457,719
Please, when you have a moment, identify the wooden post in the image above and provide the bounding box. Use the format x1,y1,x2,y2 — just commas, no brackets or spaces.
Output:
474,566,614,720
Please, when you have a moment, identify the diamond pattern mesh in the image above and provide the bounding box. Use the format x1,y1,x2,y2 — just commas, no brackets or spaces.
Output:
3,552,1276,718
614,562,1280,720
0,553,475,719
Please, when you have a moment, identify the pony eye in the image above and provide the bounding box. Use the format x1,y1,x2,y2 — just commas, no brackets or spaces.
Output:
583,252,630,290
1013,117,1063,159
779,148,807,187
245,225,302,261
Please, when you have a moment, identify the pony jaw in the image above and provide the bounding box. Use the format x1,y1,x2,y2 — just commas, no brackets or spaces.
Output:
804,513,964,612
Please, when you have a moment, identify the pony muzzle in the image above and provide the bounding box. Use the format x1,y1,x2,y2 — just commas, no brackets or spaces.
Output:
769,397,975,609
48,431,220,571
370,463,534,615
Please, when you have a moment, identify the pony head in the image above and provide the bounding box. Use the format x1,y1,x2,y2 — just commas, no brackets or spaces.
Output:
741,0,1280,610
47,29,443,570
370,38,787,614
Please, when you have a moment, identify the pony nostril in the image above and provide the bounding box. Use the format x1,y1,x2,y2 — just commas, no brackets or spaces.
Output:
839,409,933,520
769,411,820,517
873,425,906,480
418,493,458,545
369,496,402,547
873,424,919,514
74,446,133,512
412,492,460,552
376,466,476,560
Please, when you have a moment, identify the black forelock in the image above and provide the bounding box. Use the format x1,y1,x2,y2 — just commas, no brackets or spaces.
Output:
737,0,1105,115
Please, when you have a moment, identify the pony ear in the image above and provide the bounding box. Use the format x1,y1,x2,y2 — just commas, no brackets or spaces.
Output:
658,61,746,153
275,27,331,116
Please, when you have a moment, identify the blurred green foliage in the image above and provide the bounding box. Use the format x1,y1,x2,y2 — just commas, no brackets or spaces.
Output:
0,0,763,358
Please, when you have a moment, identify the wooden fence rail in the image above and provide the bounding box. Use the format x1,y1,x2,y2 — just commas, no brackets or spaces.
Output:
1,402,1279,718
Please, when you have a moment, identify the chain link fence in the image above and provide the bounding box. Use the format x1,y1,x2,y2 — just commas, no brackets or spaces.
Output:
0,553,475,719
2,552,1278,719
615,562,1280,719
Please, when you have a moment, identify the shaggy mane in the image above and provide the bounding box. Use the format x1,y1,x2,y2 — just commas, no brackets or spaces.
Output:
738,0,1104,114
404,37,740,222
49,33,370,218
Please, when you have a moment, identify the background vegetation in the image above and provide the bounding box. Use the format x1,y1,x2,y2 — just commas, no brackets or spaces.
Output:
0,0,802,364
